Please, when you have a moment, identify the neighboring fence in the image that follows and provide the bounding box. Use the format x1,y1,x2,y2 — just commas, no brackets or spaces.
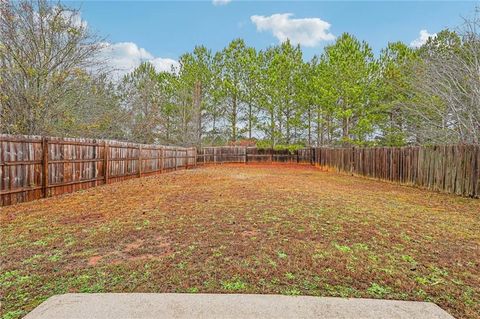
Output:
197,146,312,164
0,135,196,206
197,145,479,198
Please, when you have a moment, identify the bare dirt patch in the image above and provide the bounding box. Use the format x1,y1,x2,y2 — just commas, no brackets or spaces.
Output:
1,164,479,319
88,256,102,266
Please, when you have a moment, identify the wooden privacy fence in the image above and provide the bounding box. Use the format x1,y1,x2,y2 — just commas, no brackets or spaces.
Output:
197,145,479,198
2,138,478,206
312,145,479,198
197,146,312,164
0,135,196,206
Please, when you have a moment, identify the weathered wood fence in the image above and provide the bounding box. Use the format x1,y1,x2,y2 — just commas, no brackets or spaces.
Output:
2,137,478,206
197,146,312,164
197,145,480,198
312,145,479,198
0,135,196,206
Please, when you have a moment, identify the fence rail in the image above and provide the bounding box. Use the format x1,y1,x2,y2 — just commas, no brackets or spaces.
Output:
197,145,479,198
0,135,196,206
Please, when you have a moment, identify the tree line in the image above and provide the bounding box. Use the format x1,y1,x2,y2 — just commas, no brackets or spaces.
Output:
1,0,479,147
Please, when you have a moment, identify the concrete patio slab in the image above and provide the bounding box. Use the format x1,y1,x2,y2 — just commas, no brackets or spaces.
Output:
24,293,454,319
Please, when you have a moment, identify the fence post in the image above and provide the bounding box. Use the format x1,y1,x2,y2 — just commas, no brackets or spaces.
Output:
104,142,109,184
473,145,479,198
270,148,273,163
245,146,248,164
175,148,178,170
351,147,355,173
138,145,142,178
296,150,299,164
156,147,160,174
42,137,49,198
194,147,197,167
160,147,164,173
93,139,98,185
185,149,189,169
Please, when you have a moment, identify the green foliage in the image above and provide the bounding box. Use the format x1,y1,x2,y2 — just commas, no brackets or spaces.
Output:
415,267,449,286
2,310,26,319
186,287,199,293
284,272,295,280
367,283,392,297
324,284,361,298
334,243,352,253
401,255,417,264
33,240,48,247
256,140,305,152
314,33,381,146
282,288,301,296
221,277,247,291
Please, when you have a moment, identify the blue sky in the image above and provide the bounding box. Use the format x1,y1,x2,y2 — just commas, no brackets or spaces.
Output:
67,1,477,75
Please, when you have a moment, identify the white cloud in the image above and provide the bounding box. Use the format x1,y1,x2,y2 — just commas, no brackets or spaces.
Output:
150,57,180,73
410,30,437,48
250,13,335,47
98,42,179,79
54,10,178,79
212,0,231,6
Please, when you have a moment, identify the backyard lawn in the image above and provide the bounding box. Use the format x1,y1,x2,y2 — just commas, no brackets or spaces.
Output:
1,164,479,319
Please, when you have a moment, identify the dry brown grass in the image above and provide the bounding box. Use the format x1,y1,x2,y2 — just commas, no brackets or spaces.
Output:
1,164,479,318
